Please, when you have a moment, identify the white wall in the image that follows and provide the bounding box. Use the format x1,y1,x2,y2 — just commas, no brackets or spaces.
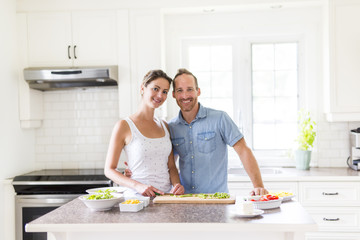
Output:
0,0,36,239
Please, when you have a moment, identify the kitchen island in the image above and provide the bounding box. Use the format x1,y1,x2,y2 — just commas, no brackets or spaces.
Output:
26,198,316,240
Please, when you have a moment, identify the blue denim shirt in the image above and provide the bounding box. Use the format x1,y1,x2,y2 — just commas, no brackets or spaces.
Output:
168,104,243,193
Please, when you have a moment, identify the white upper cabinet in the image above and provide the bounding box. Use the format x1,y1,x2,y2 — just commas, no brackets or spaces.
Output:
324,0,360,121
27,11,118,67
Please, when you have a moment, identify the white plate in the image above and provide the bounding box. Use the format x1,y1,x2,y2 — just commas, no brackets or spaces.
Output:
281,194,295,202
86,187,127,194
232,209,264,218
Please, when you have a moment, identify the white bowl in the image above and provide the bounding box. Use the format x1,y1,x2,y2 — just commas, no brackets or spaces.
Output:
86,187,126,197
119,200,144,212
250,198,283,210
79,194,123,211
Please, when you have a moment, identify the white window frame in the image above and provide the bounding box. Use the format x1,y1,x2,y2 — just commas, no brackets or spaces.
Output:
182,35,306,167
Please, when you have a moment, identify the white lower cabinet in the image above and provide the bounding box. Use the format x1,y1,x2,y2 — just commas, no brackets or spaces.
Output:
305,207,360,231
228,179,360,240
299,181,360,240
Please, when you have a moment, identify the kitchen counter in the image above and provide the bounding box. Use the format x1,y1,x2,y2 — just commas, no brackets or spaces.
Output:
228,167,360,182
26,198,316,240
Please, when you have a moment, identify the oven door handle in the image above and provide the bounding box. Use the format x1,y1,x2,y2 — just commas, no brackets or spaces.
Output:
16,195,80,204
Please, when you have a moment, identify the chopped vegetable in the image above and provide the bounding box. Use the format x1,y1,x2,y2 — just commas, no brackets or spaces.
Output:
122,199,140,204
270,191,293,197
177,194,194,198
95,189,116,193
175,192,230,199
250,194,279,202
86,192,115,200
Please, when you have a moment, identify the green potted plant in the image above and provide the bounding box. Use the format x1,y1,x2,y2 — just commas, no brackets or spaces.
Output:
295,109,316,170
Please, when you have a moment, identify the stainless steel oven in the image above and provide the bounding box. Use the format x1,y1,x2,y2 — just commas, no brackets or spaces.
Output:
12,169,111,240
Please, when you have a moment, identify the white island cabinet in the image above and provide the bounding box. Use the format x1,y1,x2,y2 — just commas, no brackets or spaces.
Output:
228,167,360,240
323,0,360,121
26,199,316,240
26,11,118,67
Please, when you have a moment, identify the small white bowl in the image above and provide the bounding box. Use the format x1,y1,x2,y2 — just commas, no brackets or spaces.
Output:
79,194,123,211
119,200,144,212
251,198,283,210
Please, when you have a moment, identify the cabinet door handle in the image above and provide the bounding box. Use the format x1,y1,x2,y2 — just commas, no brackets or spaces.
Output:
67,45,71,59
73,45,77,59
323,217,340,221
322,192,339,195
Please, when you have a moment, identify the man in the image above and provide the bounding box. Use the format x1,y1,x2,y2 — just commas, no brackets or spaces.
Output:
168,68,268,195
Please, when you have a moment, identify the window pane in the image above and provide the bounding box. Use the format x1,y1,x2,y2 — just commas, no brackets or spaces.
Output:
195,72,211,98
188,43,233,120
275,97,298,122
275,43,297,70
189,46,211,71
252,71,274,97
211,98,233,117
275,123,297,149
211,72,232,98
275,71,297,96
253,123,276,149
211,45,232,71
252,44,274,71
253,97,275,122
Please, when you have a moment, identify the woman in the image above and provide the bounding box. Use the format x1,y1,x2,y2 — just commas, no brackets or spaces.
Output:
104,70,184,197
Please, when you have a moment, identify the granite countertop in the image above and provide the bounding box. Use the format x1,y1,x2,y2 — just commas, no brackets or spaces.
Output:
228,167,360,181
26,198,316,233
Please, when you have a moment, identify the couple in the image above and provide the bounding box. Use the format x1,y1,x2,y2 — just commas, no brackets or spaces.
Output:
104,68,268,197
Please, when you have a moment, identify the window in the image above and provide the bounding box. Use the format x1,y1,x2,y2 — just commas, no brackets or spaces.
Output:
184,40,300,167
186,43,233,117
251,43,298,151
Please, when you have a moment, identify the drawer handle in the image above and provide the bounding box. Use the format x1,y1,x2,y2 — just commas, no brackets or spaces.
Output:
322,192,338,195
323,217,340,221
74,45,77,59
67,45,71,59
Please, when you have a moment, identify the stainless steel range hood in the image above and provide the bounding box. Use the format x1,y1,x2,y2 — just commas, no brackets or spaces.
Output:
24,66,118,91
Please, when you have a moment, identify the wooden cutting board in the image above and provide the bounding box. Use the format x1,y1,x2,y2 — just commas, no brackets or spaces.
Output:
153,195,235,204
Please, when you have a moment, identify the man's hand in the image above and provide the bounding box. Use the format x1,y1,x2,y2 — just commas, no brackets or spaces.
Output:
250,187,268,196
170,183,185,195
123,161,132,177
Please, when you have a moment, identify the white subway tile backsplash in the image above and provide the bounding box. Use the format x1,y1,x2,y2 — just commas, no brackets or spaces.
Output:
35,88,119,169
36,136,53,145
53,153,70,162
61,161,80,169
329,122,349,131
79,161,96,169
45,145,61,153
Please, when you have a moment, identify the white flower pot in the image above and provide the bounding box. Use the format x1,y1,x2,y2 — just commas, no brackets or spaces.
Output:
295,150,312,170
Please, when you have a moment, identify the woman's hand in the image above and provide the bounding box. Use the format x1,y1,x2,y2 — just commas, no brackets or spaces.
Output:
135,183,163,197
170,183,185,195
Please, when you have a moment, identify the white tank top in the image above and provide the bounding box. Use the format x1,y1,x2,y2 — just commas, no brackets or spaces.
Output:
123,117,172,192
